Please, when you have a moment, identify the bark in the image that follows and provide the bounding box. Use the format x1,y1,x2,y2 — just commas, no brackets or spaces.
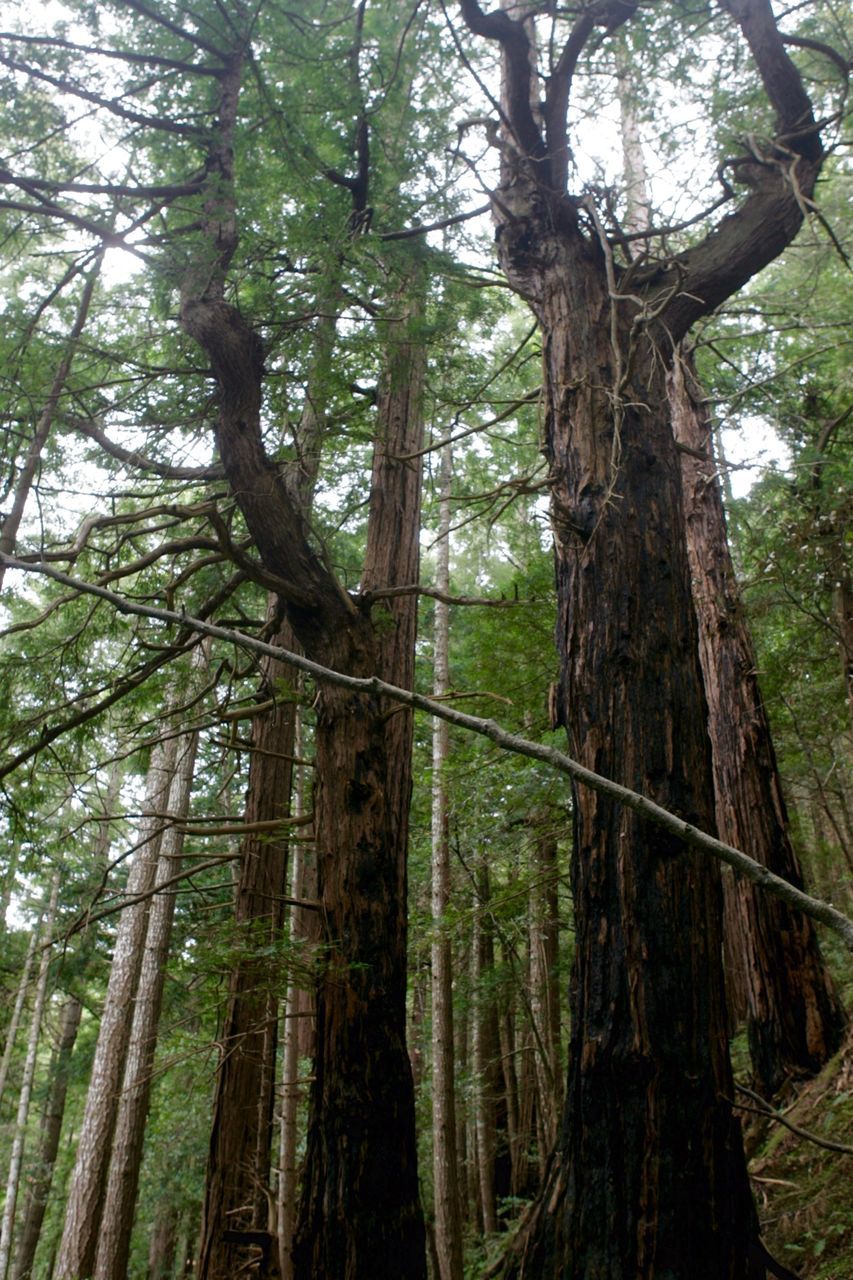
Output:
56,731,180,1279
0,875,59,1280
459,2,827,1273
12,766,121,1280
196,623,295,1280
278,707,310,1280
292,288,427,1279
670,352,846,1095
471,864,499,1237
429,442,465,1280
527,825,561,1156
10,995,82,1280
147,1204,178,1280
93,720,200,1280
178,27,426,1272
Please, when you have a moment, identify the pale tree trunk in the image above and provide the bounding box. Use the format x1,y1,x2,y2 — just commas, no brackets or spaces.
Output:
0,256,102,592
0,934,38,1110
277,703,310,1280
11,765,121,1280
56,725,182,1278
670,353,846,1095
0,874,60,1280
93,717,201,1280
10,995,82,1280
430,441,465,1280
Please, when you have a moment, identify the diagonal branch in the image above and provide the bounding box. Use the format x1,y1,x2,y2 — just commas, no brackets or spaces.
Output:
4,551,853,952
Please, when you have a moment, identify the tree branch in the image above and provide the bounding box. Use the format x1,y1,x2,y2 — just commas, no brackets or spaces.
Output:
5,552,853,951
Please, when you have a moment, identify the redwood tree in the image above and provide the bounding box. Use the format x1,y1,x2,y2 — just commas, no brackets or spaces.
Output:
458,1,834,1274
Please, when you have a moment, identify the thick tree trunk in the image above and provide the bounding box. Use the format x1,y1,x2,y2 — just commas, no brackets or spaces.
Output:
93,720,200,1280
197,625,295,1280
56,731,180,1279
146,1204,178,1280
293,291,427,1280
429,441,465,1280
670,352,845,1095
10,994,82,1280
503,270,758,1274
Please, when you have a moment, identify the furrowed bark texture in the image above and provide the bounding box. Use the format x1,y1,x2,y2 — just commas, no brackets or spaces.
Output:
56,733,179,1280
180,46,427,1262
458,0,827,1272
430,442,465,1280
10,995,82,1280
94,722,200,1280
670,353,845,1095
293,290,426,1280
196,627,295,1280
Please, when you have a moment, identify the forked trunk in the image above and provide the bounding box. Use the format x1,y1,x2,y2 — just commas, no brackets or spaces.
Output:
505,258,757,1277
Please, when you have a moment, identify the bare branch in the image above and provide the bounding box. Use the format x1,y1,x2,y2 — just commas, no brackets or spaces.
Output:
5,552,853,951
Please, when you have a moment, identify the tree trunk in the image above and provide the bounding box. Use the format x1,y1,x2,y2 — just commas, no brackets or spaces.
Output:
12,765,121,1280
0,932,38,1111
93,718,200,1280
197,623,295,1280
527,824,561,1157
277,705,311,1280
504,277,758,1276
292,287,427,1279
10,994,82,1280
0,874,59,1280
670,351,846,1095
429,441,465,1280
0,257,102,593
56,730,181,1278
471,864,499,1238
147,1204,178,1280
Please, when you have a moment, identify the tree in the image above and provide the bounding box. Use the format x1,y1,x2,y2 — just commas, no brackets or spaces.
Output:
457,1,839,1273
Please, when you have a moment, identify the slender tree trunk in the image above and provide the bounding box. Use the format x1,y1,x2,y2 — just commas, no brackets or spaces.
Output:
0,933,38,1111
472,864,498,1238
278,707,310,1280
146,1204,178,1280
11,765,121,1280
10,994,82,1280
56,730,181,1278
197,621,295,1280
93,719,200,1280
430,441,465,1280
0,874,59,1280
528,824,561,1157
0,257,102,593
670,351,846,1094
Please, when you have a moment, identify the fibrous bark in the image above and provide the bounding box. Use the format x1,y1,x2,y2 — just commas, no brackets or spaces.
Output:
670,352,845,1095
459,1,828,1273
93,718,200,1280
56,731,180,1278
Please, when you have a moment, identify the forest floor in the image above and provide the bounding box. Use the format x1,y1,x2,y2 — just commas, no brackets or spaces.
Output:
746,1027,853,1279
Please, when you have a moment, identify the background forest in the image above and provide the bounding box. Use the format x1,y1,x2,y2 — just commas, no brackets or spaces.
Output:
0,1,850,1278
